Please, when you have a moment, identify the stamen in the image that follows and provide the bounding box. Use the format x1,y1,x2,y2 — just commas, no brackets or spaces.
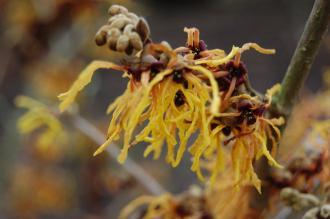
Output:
184,27,193,48
192,28,200,48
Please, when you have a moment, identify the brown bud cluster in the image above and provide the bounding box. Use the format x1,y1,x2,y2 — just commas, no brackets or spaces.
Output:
95,5,150,55
269,149,325,190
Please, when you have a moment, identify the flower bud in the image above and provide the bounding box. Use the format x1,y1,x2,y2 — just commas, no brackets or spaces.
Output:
302,207,318,219
136,18,150,42
320,205,330,218
108,13,126,24
107,28,121,38
95,31,107,46
116,35,129,52
123,24,135,35
108,5,128,16
126,12,139,23
109,17,132,30
125,44,134,55
107,37,118,50
106,28,121,50
95,25,111,46
129,32,143,50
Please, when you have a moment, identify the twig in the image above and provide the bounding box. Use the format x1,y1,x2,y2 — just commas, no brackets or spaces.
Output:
273,0,330,117
71,114,166,196
251,0,330,214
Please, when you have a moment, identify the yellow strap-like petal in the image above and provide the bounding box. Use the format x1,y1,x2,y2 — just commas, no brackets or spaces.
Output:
240,43,276,55
118,195,155,219
118,69,173,163
187,65,220,116
15,95,46,109
195,46,239,66
254,133,283,168
58,60,122,112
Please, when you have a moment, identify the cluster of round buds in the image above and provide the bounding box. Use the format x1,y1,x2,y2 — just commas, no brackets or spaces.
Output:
94,5,150,55
302,184,330,219
280,188,320,211
281,188,330,219
303,205,330,219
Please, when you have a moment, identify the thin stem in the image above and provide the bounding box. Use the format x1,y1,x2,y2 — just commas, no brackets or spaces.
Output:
273,0,330,116
71,114,166,196
251,0,329,214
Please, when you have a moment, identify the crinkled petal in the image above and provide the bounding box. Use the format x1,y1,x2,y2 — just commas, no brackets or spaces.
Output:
58,61,122,112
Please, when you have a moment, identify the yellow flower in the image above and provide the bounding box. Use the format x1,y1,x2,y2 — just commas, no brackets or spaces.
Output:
15,95,66,149
58,61,124,112
58,7,283,190
58,43,220,168
119,186,212,219
192,85,284,190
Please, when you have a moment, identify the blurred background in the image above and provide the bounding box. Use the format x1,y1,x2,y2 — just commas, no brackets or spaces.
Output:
0,0,329,218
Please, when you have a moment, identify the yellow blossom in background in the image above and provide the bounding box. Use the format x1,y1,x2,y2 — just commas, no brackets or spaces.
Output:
15,95,67,152
119,186,214,219
119,194,175,219
119,173,256,219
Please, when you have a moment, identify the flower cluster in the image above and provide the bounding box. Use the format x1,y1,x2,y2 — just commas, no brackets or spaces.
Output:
58,5,284,190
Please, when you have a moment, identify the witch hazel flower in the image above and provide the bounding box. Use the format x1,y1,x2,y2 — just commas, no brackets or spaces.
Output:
58,5,284,191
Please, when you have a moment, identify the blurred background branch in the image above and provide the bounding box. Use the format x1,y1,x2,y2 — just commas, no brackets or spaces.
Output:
71,114,166,196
